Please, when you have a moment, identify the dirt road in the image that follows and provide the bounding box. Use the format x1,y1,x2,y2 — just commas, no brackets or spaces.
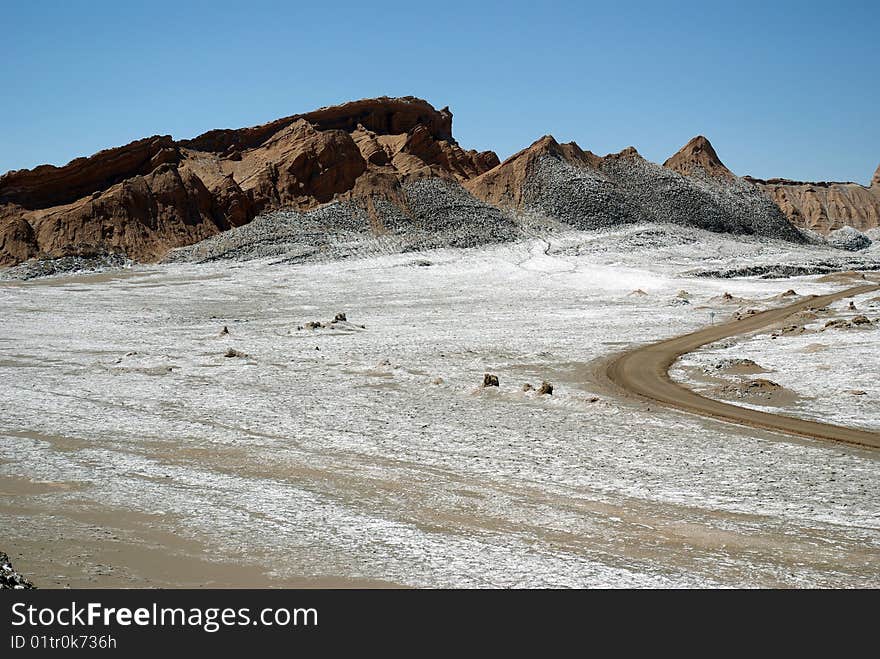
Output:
605,283,880,449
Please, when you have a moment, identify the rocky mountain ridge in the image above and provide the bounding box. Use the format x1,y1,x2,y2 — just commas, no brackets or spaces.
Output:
0,97,498,266
2,96,876,267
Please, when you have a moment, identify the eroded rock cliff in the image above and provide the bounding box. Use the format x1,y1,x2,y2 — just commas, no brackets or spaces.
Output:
746,173,880,234
0,97,498,266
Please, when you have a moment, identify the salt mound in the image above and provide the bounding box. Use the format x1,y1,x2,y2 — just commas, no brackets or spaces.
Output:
828,226,872,252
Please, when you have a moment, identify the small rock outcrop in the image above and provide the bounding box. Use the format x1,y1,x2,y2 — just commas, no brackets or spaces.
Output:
1,552,35,589
537,381,554,395
482,373,499,388
823,316,873,330
717,378,790,402
710,358,766,374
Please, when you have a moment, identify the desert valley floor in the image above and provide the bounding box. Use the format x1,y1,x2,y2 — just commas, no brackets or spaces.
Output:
2,225,879,588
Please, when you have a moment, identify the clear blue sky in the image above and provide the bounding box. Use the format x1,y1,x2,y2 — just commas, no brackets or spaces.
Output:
3,0,878,183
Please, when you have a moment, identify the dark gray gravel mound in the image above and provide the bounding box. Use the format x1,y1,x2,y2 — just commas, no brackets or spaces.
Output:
522,156,641,228
397,178,519,248
691,260,880,279
0,252,131,281
599,157,804,241
165,204,373,263
520,152,803,241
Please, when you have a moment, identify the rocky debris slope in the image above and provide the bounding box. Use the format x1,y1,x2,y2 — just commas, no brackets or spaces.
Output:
0,250,131,281
167,178,519,264
614,141,802,239
1,552,35,589
0,97,499,267
746,166,880,235
467,135,803,241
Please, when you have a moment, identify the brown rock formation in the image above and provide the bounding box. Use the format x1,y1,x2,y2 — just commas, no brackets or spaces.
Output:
0,136,181,209
25,163,221,262
604,146,642,162
465,135,600,207
351,125,390,166
177,96,454,154
746,174,880,234
872,164,880,189
663,135,735,180
0,97,499,266
226,119,368,212
0,216,38,264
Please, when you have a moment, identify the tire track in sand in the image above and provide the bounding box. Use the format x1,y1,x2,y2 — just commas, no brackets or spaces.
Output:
605,283,880,449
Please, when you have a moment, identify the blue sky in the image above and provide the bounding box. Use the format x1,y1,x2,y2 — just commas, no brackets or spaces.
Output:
3,0,878,182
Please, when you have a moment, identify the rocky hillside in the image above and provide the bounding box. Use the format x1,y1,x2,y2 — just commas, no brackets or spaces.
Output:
745,167,880,234
466,134,803,241
0,97,499,266
6,96,876,268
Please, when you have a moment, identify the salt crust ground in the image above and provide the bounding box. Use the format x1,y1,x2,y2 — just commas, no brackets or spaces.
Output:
1,225,878,587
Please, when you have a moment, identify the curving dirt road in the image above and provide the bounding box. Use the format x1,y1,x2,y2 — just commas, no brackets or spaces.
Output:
605,283,880,449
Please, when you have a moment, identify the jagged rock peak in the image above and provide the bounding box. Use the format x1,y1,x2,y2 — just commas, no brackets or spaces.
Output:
506,135,602,168
497,135,561,165
872,163,880,188
663,135,734,180
604,146,643,161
